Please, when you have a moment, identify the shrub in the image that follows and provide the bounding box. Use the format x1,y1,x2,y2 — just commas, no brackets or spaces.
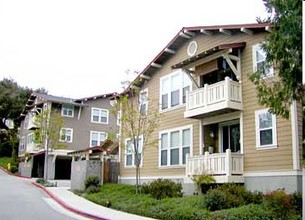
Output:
35,178,55,187
263,190,293,219
145,179,182,200
203,189,227,211
36,178,46,185
210,204,273,220
291,191,302,215
190,174,215,193
10,165,18,173
140,183,150,194
85,185,100,194
203,184,264,211
84,176,100,190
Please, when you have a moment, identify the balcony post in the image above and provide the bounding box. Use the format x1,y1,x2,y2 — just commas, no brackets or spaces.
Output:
185,153,189,176
224,77,230,101
225,149,232,176
204,151,209,173
204,84,208,106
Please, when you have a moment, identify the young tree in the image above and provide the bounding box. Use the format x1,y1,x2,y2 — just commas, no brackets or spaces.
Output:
34,109,64,180
113,83,161,193
250,0,302,118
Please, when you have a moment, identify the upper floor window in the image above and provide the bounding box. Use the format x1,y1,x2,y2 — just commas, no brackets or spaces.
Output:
61,105,74,117
60,128,73,143
139,89,148,115
125,136,143,167
27,133,35,146
90,131,107,147
255,109,277,149
19,136,25,151
159,125,192,167
252,44,274,78
160,70,191,110
91,108,109,124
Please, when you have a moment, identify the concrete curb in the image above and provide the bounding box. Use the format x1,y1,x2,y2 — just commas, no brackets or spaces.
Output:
32,182,109,220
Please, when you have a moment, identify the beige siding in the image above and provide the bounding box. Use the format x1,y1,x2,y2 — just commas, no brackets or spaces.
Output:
241,34,294,172
120,30,299,179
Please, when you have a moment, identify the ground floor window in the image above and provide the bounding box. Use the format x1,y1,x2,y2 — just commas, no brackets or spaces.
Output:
159,125,192,167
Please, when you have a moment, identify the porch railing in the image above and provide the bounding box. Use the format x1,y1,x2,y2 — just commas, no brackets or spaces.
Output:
186,77,242,112
186,149,243,177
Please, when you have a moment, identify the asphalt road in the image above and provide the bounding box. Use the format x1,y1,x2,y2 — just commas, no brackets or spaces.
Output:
0,169,87,220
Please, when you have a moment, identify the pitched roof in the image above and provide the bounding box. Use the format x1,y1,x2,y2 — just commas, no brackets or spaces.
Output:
131,22,271,87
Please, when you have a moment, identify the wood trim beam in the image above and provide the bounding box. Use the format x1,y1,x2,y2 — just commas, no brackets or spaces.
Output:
240,27,253,35
183,69,200,89
200,29,213,35
183,30,196,37
151,62,162,68
265,26,272,32
219,28,232,35
179,32,192,39
164,48,176,54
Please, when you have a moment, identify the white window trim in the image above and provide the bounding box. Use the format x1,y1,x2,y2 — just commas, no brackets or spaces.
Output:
91,108,109,124
90,131,108,147
60,128,73,143
117,110,121,126
124,135,143,168
255,109,277,150
252,43,274,78
139,88,148,115
20,136,25,151
158,125,193,168
61,105,74,118
159,69,192,112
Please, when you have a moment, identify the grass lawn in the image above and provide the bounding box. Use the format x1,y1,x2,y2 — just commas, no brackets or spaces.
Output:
83,183,301,220
0,157,13,170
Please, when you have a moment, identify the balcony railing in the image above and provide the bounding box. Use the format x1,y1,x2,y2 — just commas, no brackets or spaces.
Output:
186,149,243,177
185,77,242,118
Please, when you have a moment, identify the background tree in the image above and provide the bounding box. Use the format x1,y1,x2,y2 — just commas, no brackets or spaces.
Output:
250,0,302,118
34,109,64,180
113,81,161,193
0,78,31,158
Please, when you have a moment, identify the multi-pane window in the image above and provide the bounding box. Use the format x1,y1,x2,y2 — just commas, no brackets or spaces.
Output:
139,89,148,115
60,128,73,143
252,44,273,77
27,133,35,145
61,105,74,117
90,131,107,147
91,108,109,124
255,109,277,149
160,70,192,110
159,126,192,167
125,137,143,167
19,136,25,151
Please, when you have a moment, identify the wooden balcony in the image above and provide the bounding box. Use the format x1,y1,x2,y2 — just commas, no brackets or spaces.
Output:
186,149,244,183
184,77,242,119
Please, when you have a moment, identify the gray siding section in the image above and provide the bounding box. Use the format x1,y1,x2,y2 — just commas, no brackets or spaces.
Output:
18,160,33,177
245,175,302,193
54,98,118,151
71,160,102,191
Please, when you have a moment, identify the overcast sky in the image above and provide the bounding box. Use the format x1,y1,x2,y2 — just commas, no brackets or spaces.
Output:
0,0,269,99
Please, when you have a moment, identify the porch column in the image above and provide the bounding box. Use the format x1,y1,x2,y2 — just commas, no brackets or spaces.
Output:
225,149,232,176
199,120,204,155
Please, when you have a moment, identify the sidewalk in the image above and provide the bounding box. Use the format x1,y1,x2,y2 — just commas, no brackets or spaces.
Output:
33,181,155,220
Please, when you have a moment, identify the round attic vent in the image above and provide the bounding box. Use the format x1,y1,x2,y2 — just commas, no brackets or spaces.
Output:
187,41,197,57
